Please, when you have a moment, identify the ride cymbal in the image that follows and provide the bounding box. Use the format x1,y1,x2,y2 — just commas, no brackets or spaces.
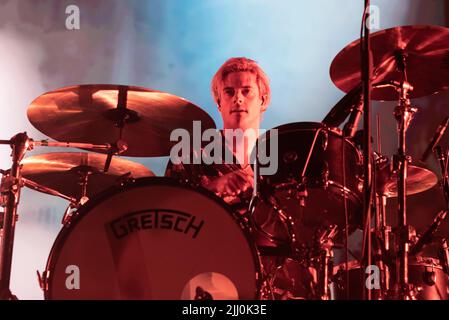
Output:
330,25,449,100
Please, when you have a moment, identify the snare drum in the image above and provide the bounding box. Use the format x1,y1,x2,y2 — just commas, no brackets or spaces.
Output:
43,177,262,299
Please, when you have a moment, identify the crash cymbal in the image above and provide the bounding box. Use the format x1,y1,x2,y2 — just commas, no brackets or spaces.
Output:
330,25,449,101
20,152,154,200
376,163,438,197
27,85,216,157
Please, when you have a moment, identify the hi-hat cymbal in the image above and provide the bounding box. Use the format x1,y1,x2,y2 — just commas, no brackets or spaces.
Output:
27,85,216,157
330,25,449,101
20,152,154,200
376,163,438,198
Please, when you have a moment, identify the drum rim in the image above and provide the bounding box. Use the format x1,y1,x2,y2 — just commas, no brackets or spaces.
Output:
43,176,263,300
258,121,363,165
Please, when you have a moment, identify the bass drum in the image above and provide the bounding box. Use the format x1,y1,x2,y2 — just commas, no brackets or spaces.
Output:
43,177,262,300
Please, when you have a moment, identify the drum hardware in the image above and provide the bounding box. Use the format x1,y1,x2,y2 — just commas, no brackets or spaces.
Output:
21,177,77,204
409,210,448,256
384,50,419,299
331,256,449,300
438,239,449,275
433,146,449,206
0,132,115,299
0,133,33,299
374,192,391,296
249,182,301,250
315,224,337,300
36,270,48,291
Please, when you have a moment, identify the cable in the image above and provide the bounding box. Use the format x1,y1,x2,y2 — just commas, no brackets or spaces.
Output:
342,131,350,299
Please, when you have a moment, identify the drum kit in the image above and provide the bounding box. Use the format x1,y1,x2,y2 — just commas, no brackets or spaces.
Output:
1,25,449,300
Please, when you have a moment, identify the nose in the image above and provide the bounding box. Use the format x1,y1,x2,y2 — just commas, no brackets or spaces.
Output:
234,90,244,105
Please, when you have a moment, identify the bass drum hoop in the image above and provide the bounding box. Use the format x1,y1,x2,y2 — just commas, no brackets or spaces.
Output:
43,177,263,300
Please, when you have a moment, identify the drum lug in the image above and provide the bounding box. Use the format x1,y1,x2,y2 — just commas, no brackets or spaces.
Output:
356,176,364,193
322,163,329,188
314,162,329,188
61,204,78,226
282,151,298,164
424,267,437,286
321,130,328,151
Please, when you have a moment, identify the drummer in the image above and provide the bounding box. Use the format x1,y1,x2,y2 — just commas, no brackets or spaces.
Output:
166,57,271,211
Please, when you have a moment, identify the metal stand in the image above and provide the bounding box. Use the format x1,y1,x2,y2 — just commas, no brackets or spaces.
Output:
361,0,373,300
0,132,112,299
374,192,391,298
0,133,29,299
391,62,418,299
316,225,337,300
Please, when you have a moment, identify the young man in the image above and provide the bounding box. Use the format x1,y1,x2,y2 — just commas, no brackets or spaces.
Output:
166,57,271,208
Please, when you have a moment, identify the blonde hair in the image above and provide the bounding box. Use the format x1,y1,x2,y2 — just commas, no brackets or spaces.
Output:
211,57,271,106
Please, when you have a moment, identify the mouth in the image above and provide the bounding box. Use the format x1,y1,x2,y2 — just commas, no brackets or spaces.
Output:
230,109,248,114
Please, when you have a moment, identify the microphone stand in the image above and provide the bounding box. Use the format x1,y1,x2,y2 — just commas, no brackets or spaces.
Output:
434,146,449,207
361,0,374,301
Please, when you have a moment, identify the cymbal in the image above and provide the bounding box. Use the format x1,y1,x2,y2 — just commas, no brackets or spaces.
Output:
376,163,438,197
27,85,216,157
20,152,154,200
330,25,449,101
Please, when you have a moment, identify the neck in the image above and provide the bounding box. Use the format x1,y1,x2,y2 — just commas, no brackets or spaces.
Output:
222,126,259,166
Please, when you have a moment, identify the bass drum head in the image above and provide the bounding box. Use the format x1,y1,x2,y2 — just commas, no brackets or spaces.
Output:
44,177,261,300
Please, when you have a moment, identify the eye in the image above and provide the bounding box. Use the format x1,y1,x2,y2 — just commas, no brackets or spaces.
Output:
242,88,253,96
224,89,234,97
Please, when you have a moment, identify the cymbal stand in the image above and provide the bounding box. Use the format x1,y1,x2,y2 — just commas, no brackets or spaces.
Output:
391,56,418,299
373,154,391,298
0,132,112,299
61,166,93,225
315,224,337,300
0,133,30,299
20,177,77,204
375,192,391,296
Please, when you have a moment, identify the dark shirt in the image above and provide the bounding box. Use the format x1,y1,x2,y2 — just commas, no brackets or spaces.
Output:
164,133,253,213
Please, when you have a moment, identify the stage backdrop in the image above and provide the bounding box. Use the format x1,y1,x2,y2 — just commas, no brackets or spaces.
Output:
0,0,447,299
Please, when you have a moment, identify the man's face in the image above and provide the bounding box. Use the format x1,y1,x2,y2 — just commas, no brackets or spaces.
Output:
218,71,266,130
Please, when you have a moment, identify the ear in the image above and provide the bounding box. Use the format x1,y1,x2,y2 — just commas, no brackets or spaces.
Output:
260,95,268,112
217,99,221,111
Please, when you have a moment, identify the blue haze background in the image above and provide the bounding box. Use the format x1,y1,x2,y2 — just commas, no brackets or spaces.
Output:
0,0,447,298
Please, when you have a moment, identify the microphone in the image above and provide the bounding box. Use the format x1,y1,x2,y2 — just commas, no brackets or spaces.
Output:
343,98,364,138
322,83,362,128
410,210,448,255
421,116,449,162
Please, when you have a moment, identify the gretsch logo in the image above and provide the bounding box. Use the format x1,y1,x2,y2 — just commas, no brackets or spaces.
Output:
108,209,204,239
